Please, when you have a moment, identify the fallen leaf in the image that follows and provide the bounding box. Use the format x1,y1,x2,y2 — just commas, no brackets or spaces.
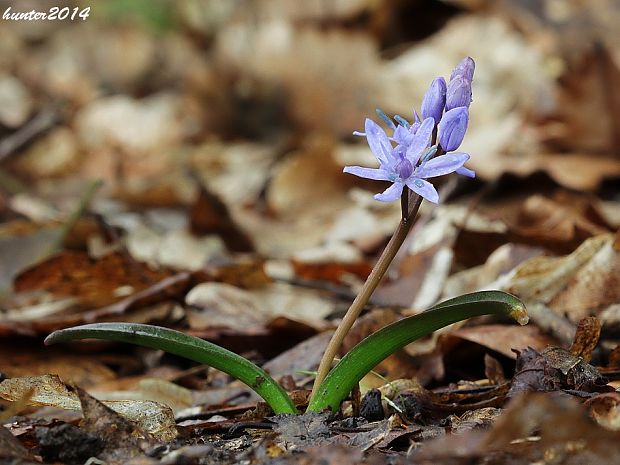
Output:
0,375,177,441
0,425,35,461
506,193,612,253
14,250,171,309
75,385,159,463
586,392,620,431
570,316,602,362
415,392,620,463
496,233,620,323
263,331,333,383
0,345,115,386
508,347,608,397
440,324,555,360
0,75,32,127
186,282,333,331
189,180,254,252
291,259,371,285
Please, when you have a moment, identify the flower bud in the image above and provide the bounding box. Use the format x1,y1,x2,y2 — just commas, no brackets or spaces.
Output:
421,77,446,124
438,107,468,152
445,76,472,111
450,56,475,82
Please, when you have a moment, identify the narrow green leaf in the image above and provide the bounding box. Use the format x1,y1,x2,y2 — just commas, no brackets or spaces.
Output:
45,323,297,414
307,290,527,413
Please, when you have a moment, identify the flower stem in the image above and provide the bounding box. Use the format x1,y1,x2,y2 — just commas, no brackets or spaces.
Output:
309,192,423,404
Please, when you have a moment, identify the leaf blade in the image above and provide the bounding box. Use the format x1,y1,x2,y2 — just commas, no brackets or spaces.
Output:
307,290,527,412
45,323,297,414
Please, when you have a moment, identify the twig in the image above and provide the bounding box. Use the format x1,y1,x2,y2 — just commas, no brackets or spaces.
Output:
0,109,56,162
43,179,103,258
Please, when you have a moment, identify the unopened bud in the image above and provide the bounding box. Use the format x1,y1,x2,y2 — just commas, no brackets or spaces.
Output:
445,76,472,111
438,107,469,152
450,56,475,82
421,77,447,124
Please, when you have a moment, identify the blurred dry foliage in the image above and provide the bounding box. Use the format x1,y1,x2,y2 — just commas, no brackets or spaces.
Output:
0,0,620,463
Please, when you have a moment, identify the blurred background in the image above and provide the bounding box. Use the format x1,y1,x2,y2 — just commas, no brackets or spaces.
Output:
0,0,619,344
2,3,620,457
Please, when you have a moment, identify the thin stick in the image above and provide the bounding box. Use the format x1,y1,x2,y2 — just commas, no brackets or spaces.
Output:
309,193,423,403
0,110,56,162
43,179,103,257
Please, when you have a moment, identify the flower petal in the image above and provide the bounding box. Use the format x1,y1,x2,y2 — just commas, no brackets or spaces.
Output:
365,118,392,166
374,181,404,202
416,152,470,178
406,117,435,164
405,178,439,204
392,125,412,146
343,166,392,181
456,166,476,178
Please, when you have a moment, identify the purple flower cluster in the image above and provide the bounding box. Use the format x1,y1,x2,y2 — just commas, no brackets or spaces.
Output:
344,57,475,203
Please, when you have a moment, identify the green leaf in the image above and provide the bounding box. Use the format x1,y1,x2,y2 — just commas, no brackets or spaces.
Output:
306,290,527,413
45,323,297,414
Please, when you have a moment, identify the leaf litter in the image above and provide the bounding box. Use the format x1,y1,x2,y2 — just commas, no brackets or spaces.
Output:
1,1,620,464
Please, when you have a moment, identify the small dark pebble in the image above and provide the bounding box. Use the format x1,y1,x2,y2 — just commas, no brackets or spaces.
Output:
360,389,385,422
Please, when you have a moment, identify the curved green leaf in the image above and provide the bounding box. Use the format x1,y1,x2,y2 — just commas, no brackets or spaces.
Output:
307,290,527,413
45,323,297,414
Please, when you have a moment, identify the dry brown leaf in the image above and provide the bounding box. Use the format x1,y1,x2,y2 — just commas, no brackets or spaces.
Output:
506,193,612,253
587,392,620,431
14,250,171,309
263,331,333,383
443,242,545,299
547,236,620,321
550,45,620,154
0,346,115,386
0,425,34,461
499,234,608,301
75,386,160,464
0,375,177,442
188,142,278,207
133,379,194,415
570,316,602,362
291,259,371,285
440,324,556,360
267,142,350,219
0,75,33,128
185,282,333,331
0,222,61,296
416,392,620,463
217,23,380,135
189,180,254,252
12,127,79,177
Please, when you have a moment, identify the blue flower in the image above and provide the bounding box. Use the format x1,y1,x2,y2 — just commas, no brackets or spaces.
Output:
344,117,470,204
438,107,469,152
345,57,476,203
